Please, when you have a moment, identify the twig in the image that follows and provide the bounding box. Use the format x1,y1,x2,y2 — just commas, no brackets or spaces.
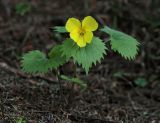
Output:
68,114,118,123
0,62,57,84
0,0,11,17
127,93,142,116
21,27,34,47
0,98,5,118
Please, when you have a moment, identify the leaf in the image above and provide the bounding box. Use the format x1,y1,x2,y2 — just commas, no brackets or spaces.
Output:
113,71,130,78
15,2,31,16
52,26,67,33
60,75,87,89
113,71,125,78
61,37,107,74
101,26,140,60
48,45,67,69
134,77,148,87
16,117,26,123
21,50,49,74
21,45,68,74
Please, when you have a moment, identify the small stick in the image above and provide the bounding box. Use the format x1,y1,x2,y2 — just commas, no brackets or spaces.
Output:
0,62,57,84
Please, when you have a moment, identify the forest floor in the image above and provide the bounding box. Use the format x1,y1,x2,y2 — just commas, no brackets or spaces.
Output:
0,0,160,123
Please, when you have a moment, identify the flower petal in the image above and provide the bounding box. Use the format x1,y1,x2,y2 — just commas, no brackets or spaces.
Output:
82,16,98,31
70,30,86,47
77,36,86,47
84,31,93,43
70,29,79,42
65,18,81,32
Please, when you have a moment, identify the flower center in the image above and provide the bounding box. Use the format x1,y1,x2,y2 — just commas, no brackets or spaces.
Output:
79,28,85,36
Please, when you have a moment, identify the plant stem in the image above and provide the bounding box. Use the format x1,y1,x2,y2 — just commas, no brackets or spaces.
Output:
56,69,64,102
71,63,78,91
74,63,78,77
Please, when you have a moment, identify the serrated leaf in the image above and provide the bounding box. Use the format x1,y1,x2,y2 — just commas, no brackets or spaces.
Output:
61,37,107,74
53,26,67,33
21,50,49,74
21,45,68,74
48,45,67,69
60,75,87,89
101,26,140,60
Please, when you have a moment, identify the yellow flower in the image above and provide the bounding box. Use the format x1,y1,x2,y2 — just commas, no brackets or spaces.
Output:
65,16,98,47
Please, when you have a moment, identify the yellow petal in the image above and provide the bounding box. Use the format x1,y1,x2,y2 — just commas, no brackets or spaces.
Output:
70,29,86,47
82,16,98,31
70,29,79,42
77,36,86,47
84,31,93,43
65,18,81,32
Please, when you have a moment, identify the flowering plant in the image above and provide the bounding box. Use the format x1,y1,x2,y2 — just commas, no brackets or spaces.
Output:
21,16,139,86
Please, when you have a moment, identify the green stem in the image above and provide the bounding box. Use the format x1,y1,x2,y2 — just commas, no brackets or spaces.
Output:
56,69,64,102
71,63,78,90
74,63,78,77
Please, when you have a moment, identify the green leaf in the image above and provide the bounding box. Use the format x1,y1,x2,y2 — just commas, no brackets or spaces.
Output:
134,77,148,87
16,117,26,123
101,26,140,60
61,37,107,74
21,45,68,74
48,45,67,69
60,75,87,89
113,71,130,78
15,2,31,16
21,50,49,74
53,26,67,33
113,71,125,78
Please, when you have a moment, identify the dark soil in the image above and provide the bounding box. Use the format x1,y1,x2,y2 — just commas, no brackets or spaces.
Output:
0,0,160,122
